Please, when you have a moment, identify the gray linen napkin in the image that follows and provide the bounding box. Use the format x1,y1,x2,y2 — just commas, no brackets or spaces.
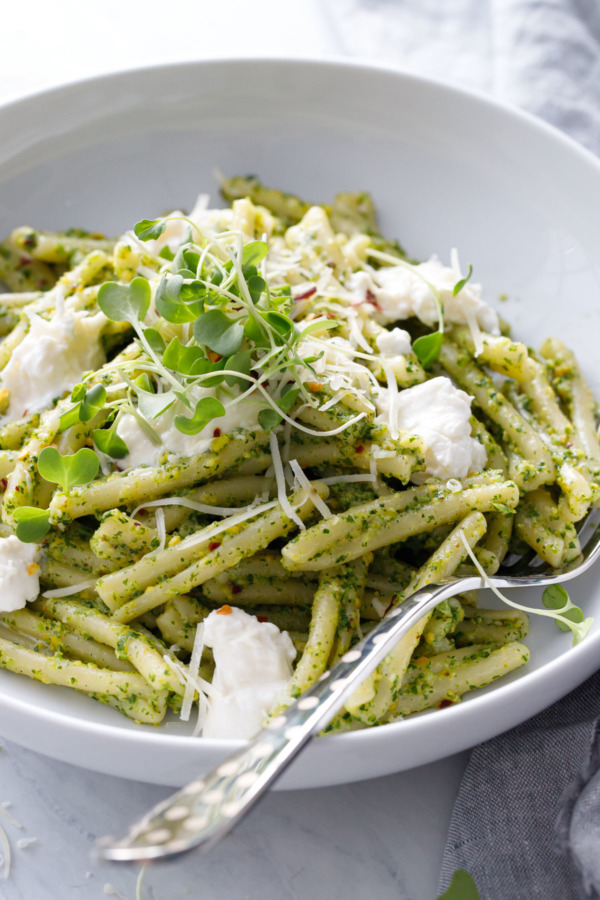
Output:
438,671,600,898
319,2,600,896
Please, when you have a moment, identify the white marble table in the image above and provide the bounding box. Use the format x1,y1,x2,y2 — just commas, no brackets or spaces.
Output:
0,4,475,898
0,736,467,900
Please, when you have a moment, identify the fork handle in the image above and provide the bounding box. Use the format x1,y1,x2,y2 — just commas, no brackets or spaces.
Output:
98,578,475,862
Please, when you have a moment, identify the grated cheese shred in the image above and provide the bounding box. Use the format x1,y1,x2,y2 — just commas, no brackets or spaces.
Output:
270,432,305,531
289,459,332,519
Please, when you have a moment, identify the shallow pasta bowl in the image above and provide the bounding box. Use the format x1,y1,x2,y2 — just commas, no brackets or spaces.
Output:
0,58,599,788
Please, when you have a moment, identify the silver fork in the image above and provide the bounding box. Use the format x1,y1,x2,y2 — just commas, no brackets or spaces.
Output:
97,508,600,864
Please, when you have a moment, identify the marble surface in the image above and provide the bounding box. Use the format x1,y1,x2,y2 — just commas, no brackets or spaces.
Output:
0,4,474,899
0,737,467,900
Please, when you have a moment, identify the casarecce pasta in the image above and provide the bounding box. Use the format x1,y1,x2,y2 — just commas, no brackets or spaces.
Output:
0,176,597,739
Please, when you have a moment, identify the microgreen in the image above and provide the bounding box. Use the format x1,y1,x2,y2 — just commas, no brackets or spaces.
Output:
193,309,245,357
144,328,166,356
93,422,129,459
59,383,107,431
298,318,339,338
133,373,154,393
134,219,166,242
261,311,294,340
98,278,151,325
59,404,82,431
37,446,100,493
224,350,253,388
436,870,480,900
136,388,176,420
163,338,205,376
258,386,299,431
174,397,225,435
242,240,269,270
258,408,281,431
80,384,107,422
459,533,593,646
13,507,51,543
453,264,473,297
542,584,589,635
413,332,443,368
155,274,203,324
244,314,268,346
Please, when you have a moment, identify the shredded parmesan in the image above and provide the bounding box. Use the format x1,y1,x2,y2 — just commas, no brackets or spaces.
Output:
155,507,166,553
289,459,332,519
347,310,373,353
319,389,351,412
131,496,262,519
270,432,305,531
181,622,207,723
465,305,484,357
370,596,388,618
183,499,279,550
41,580,97,599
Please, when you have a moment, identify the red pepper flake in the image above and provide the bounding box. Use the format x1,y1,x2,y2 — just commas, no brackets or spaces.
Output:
213,427,221,437
0,479,7,493
256,615,268,623
365,288,381,310
217,604,233,615
208,541,221,552
326,311,337,319
18,256,31,267
355,444,364,454
293,285,317,302
231,584,242,595
438,698,455,710
207,351,223,364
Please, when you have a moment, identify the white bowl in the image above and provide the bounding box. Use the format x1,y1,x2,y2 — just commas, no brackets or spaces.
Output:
0,59,599,788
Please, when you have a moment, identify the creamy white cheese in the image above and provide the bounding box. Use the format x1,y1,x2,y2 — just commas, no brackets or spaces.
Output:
375,376,486,480
0,536,40,613
375,327,412,357
349,257,500,335
114,393,261,469
201,607,296,740
0,309,106,421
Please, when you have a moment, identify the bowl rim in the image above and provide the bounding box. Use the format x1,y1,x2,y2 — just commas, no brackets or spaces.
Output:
0,54,599,766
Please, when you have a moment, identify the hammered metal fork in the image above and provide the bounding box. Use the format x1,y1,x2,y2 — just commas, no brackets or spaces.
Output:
97,508,600,864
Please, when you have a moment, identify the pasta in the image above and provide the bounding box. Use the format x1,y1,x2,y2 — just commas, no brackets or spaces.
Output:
0,178,597,740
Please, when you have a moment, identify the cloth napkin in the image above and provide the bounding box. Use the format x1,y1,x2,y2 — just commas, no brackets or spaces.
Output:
320,2,600,896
